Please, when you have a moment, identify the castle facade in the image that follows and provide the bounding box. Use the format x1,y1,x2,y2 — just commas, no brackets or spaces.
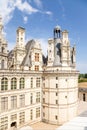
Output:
0,16,79,130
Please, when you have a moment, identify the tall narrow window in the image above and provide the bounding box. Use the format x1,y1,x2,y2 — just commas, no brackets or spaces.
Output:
19,112,25,125
1,78,8,91
36,92,40,103
30,109,33,120
31,77,33,88
36,107,40,118
43,98,45,103
1,59,4,69
1,97,8,112
11,96,17,109
83,93,86,101
36,78,40,87
20,95,25,107
11,78,17,90
20,78,25,89
30,93,33,104
56,92,58,96
56,100,58,104
56,77,58,80
55,115,58,120
35,53,39,61
56,83,58,88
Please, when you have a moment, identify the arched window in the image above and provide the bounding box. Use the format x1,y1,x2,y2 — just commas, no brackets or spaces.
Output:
20,78,25,89
1,78,8,90
11,78,17,90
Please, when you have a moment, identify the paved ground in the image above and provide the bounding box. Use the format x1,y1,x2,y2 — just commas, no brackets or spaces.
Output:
30,122,58,130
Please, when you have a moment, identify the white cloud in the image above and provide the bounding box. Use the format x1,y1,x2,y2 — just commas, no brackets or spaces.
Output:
23,16,28,24
0,0,52,25
45,11,53,15
33,0,42,8
15,0,38,14
0,0,15,24
0,0,39,25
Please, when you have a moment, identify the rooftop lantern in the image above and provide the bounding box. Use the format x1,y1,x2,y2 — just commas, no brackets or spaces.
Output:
54,25,62,39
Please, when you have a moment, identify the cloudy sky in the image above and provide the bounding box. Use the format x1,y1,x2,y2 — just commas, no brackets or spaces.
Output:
0,0,87,73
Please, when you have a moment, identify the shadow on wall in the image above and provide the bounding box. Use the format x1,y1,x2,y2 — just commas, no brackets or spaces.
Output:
78,111,87,117
84,127,87,130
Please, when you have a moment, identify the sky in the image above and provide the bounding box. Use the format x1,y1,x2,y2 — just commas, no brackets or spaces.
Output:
0,0,87,73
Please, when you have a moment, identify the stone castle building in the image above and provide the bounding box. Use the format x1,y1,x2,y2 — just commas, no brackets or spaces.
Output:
0,15,79,130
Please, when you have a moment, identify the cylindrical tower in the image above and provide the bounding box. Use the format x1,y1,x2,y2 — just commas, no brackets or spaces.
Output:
42,26,79,125
42,71,78,125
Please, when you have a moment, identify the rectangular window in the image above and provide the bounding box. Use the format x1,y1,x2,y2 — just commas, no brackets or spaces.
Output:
56,84,58,88
36,92,40,103
35,53,39,61
56,93,58,96
56,77,58,80
31,78,33,88
30,93,33,104
55,115,58,120
36,78,40,87
35,65,39,71
20,95,25,107
19,112,25,125
56,100,58,104
1,97,8,112
83,93,86,101
30,109,33,120
36,107,40,118
43,98,45,103
43,112,45,117
11,114,17,121
0,117,8,130
11,96,17,109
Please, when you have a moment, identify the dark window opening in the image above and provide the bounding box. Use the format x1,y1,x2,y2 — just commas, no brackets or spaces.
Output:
83,93,86,101
11,122,17,128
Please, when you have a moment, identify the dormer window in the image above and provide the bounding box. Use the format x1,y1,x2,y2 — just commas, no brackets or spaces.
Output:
35,53,39,61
